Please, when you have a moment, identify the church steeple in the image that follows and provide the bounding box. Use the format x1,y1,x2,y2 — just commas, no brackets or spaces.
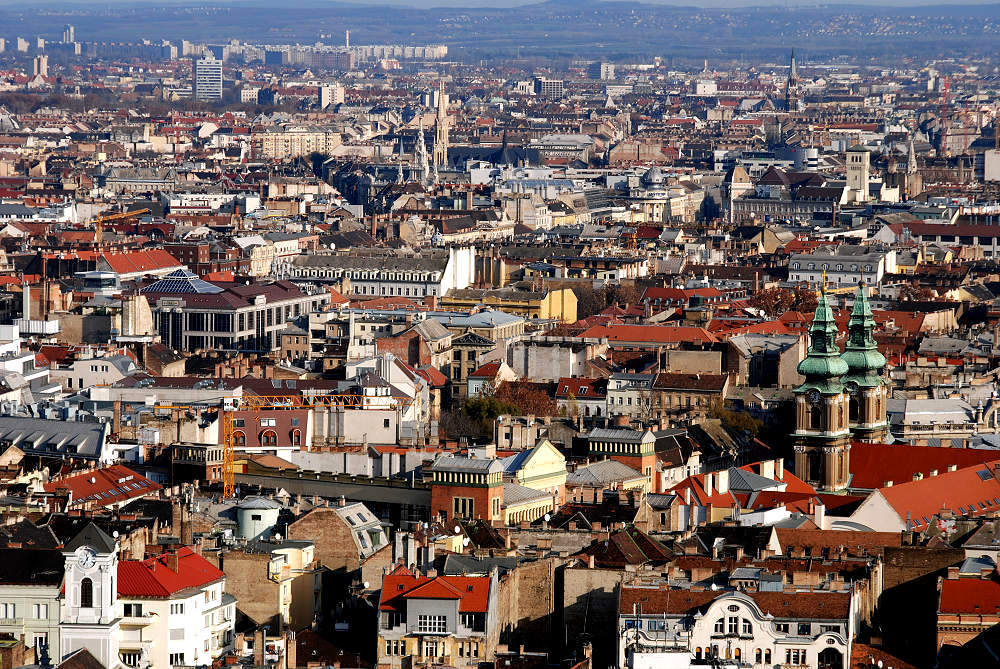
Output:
793,289,852,492
842,283,888,442
796,289,848,386
786,50,801,112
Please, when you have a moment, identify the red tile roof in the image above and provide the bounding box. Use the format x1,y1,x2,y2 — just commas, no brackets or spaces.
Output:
670,461,815,507
44,465,161,508
468,362,501,378
101,249,182,276
554,377,605,399
876,460,1000,530
118,547,225,598
849,443,995,490
938,575,1000,614
378,565,490,613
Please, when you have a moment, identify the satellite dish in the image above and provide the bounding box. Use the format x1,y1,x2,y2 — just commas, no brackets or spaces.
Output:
878,662,883,668
454,525,461,534
462,537,470,546
422,522,429,529
363,581,370,589
112,531,119,538
544,513,551,522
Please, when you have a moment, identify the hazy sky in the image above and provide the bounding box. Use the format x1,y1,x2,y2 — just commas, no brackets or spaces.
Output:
19,0,1000,7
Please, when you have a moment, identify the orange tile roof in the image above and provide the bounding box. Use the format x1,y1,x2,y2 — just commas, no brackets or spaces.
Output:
44,464,161,507
379,565,490,613
877,460,1000,530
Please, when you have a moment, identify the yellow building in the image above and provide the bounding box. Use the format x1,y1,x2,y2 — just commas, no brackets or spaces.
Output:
440,287,577,323
500,439,567,503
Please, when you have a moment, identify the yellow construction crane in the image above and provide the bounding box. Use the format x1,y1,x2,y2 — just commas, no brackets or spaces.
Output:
157,391,414,498
93,208,151,245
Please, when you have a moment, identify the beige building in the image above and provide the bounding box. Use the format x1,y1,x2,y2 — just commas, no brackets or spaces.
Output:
252,126,342,159
218,540,319,632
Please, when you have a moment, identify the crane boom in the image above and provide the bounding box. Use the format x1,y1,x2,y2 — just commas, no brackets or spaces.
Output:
157,392,413,498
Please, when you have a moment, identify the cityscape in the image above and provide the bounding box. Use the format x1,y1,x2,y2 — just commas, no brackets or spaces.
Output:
0,2,999,669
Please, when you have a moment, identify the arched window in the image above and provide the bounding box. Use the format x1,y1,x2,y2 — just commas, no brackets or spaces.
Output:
291,429,301,446
810,405,823,430
80,578,93,608
755,649,762,663
765,650,772,663
694,648,701,660
849,397,859,422
233,431,246,448
261,430,278,447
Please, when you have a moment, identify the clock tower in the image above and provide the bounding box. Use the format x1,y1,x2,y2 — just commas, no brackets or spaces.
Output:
793,289,852,491
60,523,121,669
841,283,888,443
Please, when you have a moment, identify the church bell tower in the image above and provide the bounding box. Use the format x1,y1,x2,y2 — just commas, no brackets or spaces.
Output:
793,289,852,491
841,283,888,443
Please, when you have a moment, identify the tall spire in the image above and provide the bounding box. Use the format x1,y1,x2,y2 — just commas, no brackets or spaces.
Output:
842,283,886,384
906,136,918,176
789,50,798,84
796,289,849,386
416,117,429,185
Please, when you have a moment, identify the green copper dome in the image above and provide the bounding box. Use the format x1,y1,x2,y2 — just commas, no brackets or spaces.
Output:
841,284,886,388
797,290,848,386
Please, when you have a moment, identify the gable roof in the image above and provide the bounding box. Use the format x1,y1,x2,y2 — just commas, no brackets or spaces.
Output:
378,565,490,613
876,460,1000,530
117,546,225,597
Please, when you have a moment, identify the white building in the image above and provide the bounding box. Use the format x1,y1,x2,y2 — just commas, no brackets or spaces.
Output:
194,57,223,101
284,247,476,299
618,587,854,669
117,547,235,669
788,245,895,288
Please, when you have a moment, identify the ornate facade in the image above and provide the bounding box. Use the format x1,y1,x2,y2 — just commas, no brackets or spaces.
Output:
793,290,852,492
793,285,888,491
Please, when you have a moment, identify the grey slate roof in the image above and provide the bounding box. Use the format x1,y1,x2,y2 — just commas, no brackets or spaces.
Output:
0,416,107,461
567,459,643,486
431,455,504,474
727,467,782,492
502,482,552,507
65,522,117,553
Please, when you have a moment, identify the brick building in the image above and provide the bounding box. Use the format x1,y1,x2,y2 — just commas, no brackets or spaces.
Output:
429,456,505,524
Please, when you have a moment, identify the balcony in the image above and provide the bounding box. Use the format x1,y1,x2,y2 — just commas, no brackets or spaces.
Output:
120,613,155,626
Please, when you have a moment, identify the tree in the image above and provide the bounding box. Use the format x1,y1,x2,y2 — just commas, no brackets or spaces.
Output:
708,399,763,437
791,288,818,314
493,381,557,416
747,287,795,319
462,396,519,424
572,282,642,319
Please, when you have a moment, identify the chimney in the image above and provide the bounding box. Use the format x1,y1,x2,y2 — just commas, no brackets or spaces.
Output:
164,552,179,573
716,469,729,494
337,495,346,507
947,566,959,580
704,472,714,496
285,630,296,669
254,628,265,667
587,554,595,569
775,458,784,480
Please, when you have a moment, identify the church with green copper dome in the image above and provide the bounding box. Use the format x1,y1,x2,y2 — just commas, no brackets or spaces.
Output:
792,284,887,492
